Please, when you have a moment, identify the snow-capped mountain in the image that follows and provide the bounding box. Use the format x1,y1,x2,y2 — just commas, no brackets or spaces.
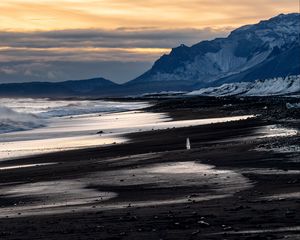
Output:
188,75,300,96
128,13,300,92
0,13,299,98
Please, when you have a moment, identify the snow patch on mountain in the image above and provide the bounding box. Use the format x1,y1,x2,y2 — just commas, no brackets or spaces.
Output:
188,75,300,96
206,46,247,72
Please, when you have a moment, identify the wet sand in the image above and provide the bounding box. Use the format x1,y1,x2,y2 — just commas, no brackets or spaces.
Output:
0,96,299,240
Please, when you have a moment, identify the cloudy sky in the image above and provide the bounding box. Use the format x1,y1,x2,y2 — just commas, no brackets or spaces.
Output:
0,0,298,84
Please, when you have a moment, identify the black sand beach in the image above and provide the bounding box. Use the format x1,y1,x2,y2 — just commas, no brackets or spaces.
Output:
0,96,299,240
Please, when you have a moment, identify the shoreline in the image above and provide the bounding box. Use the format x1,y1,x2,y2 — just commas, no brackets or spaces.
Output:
0,97,299,239
0,106,254,161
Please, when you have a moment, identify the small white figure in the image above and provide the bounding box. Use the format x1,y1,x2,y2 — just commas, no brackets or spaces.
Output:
186,138,191,150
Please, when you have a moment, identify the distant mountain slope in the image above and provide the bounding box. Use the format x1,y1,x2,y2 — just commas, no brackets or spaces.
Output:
129,13,300,91
0,78,120,98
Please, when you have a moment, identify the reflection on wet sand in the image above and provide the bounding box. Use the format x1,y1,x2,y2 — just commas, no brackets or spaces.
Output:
0,163,56,171
211,226,300,236
0,159,251,218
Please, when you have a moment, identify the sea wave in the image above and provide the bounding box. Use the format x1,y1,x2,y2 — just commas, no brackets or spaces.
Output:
0,98,149,134
0,106,44,134
38,101,148,118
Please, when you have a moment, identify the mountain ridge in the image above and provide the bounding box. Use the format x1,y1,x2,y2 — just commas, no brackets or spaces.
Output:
131,13,300,88
0,77,121,98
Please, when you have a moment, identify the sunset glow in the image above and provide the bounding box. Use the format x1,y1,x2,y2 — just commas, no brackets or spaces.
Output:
0,0,298,31
0,0,298,83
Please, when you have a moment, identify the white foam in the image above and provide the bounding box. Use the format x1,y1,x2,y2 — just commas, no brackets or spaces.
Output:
0,106,44,134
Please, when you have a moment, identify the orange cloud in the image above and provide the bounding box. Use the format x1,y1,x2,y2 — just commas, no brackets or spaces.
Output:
0,45,170,62
0,0,298,31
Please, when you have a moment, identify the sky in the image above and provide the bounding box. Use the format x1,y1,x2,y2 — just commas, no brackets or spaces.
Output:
0,0,298,84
